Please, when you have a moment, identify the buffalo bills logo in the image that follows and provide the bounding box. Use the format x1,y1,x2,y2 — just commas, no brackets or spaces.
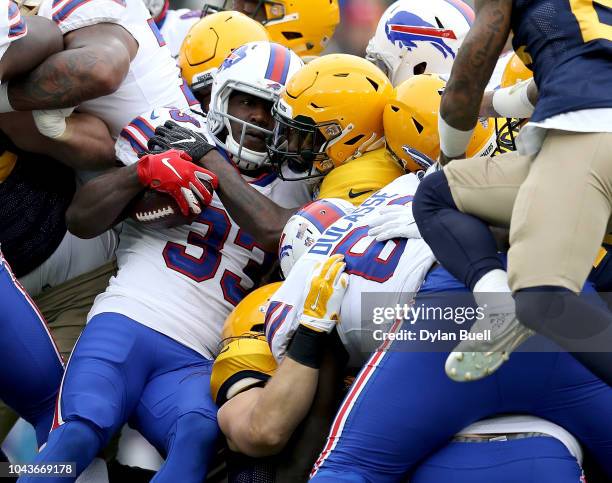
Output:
265,81,284,92
386,11,457,59
219,45,249,72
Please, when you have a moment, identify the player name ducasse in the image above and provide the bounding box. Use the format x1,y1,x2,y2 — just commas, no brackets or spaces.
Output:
373,329,492,343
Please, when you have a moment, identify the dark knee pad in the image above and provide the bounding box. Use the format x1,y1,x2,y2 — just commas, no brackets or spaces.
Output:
413,170,457,228
515,287,567,333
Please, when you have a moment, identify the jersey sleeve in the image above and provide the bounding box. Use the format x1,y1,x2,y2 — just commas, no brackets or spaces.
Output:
38,0,126,34
264,261,313,362
115,107,209,166
0,2,27,61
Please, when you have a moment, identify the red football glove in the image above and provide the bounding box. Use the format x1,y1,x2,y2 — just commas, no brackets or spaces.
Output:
137,149,219,216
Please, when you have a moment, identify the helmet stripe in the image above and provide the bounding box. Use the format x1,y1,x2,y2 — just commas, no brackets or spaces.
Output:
443,0,475,25
299,200,347,232
389,24,457,40
265,44,291,84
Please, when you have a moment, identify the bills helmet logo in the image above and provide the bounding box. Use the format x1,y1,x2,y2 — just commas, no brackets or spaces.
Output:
386,11,458,59
219,45,249,72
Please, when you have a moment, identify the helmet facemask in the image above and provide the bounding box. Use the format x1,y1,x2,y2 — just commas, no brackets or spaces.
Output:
203,0,285,23
494,117,525,155
209,79,278,171
268,104,344,181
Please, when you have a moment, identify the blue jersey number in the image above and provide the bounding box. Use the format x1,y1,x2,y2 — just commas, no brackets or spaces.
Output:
332,226,406,283
163,208,272,305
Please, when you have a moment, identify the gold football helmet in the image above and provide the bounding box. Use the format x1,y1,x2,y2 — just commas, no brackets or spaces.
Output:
211,282,281,405
178,11,270,99
203,0,339,58
268,54,393,180
384,74,496,172
500,53,533,88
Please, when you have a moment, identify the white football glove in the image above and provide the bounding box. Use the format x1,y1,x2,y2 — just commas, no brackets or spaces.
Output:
367,204,421,242
32,107,76,139
300,254,349,333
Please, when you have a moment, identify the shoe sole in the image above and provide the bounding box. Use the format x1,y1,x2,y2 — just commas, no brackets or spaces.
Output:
445,325,534,382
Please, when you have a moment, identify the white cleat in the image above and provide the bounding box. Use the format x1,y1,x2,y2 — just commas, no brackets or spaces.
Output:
445,312,535,382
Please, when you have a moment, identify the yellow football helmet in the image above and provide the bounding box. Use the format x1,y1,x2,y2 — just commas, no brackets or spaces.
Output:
178,11,270,96
384,74,496,171
269,54,393,180
211,282,281,405
204,0,339,58
500,53,533,88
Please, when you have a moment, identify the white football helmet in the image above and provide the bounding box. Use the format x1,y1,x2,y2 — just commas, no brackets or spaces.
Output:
279,198,355,278
366,0,473,86
208,41,303,171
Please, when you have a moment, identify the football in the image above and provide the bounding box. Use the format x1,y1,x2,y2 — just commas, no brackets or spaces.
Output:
127,182,213,229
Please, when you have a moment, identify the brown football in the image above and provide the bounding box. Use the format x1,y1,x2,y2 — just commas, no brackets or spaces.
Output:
127,182,213,229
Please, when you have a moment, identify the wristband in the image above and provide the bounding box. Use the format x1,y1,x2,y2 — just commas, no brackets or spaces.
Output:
438,115,473,158
287,324,328,369
0,83,14,113
492,79,535,119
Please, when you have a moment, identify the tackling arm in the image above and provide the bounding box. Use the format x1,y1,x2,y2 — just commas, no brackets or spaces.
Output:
218,256,348,458
0,111,115,170
200,151,298,252
0,16,63,81
218,357,320,457
439,0,513,164
6,23,137,110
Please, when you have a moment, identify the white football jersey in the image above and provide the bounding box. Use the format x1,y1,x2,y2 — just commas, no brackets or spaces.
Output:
158,9,200,59
0,1,26,61
90,108,313,359
37,0,197,137
267,174,436,368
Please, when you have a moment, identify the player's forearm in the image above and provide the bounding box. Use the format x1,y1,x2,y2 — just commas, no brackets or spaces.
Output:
66,164,143,238
244,358,319,457
201,151,298,251
441,0,512,130
0,112,115,170
7,26,133,111
0,16,63,81
480,80,539,118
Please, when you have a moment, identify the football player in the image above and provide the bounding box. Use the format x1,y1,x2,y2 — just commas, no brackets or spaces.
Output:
211,188,611,482
22,42,310,483
274,182,611,482
412,0,612,385
178,11,270,113
203,0,340,61
267,53,406,207
213,282,588,483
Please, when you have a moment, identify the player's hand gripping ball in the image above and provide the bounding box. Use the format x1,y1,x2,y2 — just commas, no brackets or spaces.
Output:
130,149,218,228
300,254,349,333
